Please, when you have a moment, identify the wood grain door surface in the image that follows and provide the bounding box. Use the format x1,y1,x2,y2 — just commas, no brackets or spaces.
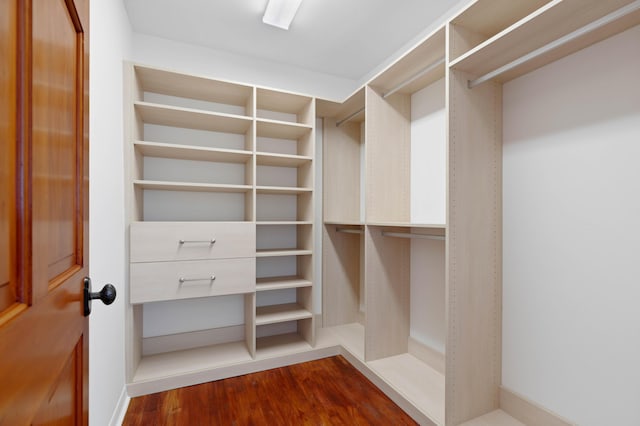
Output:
0,0,90,424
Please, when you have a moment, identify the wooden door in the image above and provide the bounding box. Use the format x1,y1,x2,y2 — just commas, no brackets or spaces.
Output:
0,0,90,424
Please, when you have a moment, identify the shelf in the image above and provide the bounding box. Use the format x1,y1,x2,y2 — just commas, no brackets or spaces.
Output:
256,152,312,167
135,101,252,134
132,341,252,383
368,353,445,426
256,119,312,140
316,87,365,122
449,0,640,83
135,64,253,108
256,88,312,118
256,186,312,195
255,303,313,326
135,141,252,163
255,333,314,358
255,249,312,258
134,180,252,193
367,222,446,230
256,221,313,226
369,26,446,96
256,276,312,292
450,0,551,49
324,221,364,226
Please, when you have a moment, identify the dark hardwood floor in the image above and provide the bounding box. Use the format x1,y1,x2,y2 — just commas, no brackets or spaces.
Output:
123,355,418,425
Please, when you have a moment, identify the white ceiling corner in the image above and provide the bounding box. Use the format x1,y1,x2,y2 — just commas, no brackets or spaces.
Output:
123,0,463,82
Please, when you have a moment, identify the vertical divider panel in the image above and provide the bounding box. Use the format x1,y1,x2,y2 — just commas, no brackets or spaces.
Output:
306,99,315,345
245,292,256,358
365,87,411,223
297,286,314,345
249,88,257,352
123,62,143,382
249,87,257,222
364,226,410,361
446,21,503,423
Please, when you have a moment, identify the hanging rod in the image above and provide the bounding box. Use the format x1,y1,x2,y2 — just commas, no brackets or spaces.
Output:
468,0,640,89
381,231,445,241
383,57,445,99
336,227,363,235
336,107,365,127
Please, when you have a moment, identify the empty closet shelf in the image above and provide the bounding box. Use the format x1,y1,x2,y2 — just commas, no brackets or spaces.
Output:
135,141,252,163
256,276,312,291
255,303,313,326
135,101,252,134
255,249,312,257
134,180,252,193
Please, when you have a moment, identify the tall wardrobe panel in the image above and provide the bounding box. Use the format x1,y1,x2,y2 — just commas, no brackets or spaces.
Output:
365,87,411,224
446,64,503,424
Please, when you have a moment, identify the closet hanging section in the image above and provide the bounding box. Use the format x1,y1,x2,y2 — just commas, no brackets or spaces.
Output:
467,0,640,88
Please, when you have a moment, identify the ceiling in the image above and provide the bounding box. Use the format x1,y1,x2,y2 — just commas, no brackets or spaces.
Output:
123,0,463,81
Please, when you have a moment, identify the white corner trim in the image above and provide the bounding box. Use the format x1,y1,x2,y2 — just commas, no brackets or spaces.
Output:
500,386,576,426
108,386,131,426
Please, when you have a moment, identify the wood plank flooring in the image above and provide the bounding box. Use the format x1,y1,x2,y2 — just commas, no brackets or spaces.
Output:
123,355,418,425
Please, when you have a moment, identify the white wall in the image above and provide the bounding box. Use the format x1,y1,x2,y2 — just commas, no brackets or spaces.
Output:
132,33,357,101
502,25,640,426
409,79,447,354
89,1,132,424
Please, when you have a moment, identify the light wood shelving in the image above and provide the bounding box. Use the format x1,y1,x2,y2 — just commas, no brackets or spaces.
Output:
255,303,313,326
125,63,315,391
133,180,252,193
135,141,252,163
255,276,312,292
135,102,252,134
124,1,639,422
449,0,640,84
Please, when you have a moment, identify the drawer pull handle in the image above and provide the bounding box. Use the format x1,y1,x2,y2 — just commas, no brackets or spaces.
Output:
179,275,216,284
179,239,216,245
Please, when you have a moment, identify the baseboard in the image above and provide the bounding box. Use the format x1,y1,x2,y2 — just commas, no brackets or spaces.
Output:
408,337,445,375
500,386,576,426
108,386,130,426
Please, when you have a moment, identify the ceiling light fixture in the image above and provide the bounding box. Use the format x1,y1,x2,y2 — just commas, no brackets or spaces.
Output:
262,0,303,30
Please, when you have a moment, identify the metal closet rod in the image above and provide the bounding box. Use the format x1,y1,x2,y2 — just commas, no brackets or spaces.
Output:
383,57,445,99
468,0,640,89
336,107,365,127
381,231,445,241
336,227,363,235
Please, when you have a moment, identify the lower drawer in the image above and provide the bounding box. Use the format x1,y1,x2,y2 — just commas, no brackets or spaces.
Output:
130,258,255,304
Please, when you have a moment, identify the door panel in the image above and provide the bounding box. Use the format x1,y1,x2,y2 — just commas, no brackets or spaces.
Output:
32,0,84,296
0,0,18,316
32,340,83,426
0,0,90,424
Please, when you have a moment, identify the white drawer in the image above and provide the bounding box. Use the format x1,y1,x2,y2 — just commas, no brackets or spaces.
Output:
130,222,255,262
130,258,255,304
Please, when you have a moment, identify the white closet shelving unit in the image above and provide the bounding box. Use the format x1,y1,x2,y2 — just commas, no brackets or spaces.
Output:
318,25,449,425
317,0,639,424
124,64,316,394
124,0,640,423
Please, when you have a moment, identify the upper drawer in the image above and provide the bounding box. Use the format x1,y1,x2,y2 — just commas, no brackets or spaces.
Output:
130,222,255,262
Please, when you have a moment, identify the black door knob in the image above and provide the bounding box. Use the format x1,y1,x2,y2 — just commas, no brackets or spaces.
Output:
83,277,117,316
